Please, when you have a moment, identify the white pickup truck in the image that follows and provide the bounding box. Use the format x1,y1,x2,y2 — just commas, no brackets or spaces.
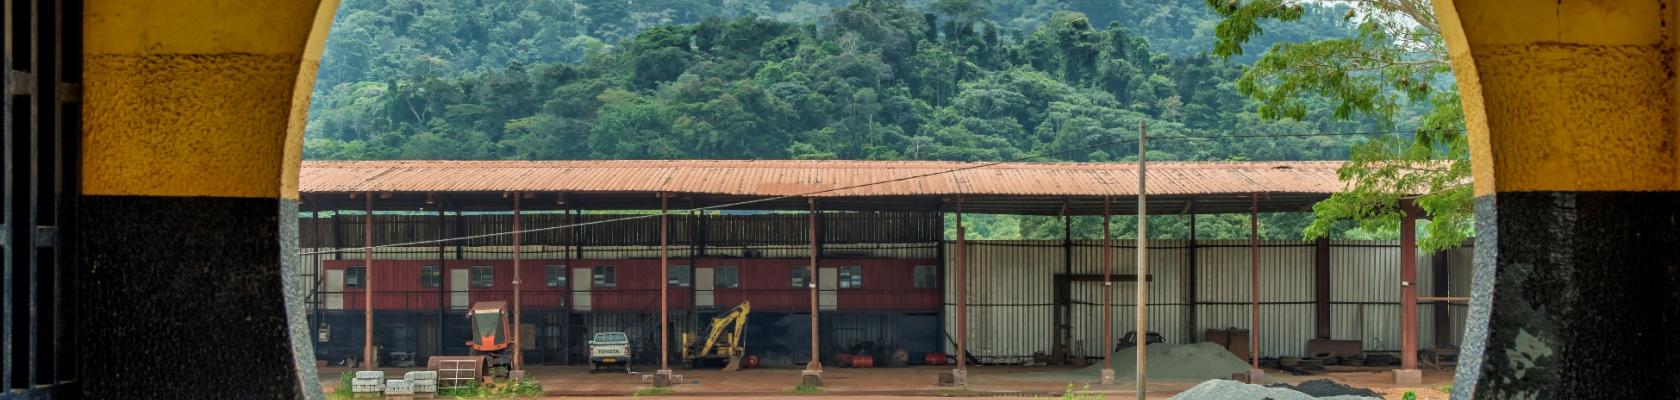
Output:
587,332,632,373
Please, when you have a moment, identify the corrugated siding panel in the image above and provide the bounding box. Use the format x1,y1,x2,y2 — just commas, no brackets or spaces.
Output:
946,239,1348,359
1068,240,1191,354
1192,240,1314,357
1329,241,1397,351
944,241,1055,360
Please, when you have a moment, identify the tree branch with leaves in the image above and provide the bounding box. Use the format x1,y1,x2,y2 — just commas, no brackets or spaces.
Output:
1207,0,1471,251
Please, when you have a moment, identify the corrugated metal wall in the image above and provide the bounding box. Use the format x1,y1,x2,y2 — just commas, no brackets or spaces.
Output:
946,239,1473,360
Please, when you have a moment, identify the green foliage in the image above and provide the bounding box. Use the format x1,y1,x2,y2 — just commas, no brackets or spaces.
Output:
1403,390,1418,400
306,0,1398,241
632,386,675,396
437,377,545,398
1208,0,1471,251
1041,384,1104,400
789,383,823,394
327,371,354,399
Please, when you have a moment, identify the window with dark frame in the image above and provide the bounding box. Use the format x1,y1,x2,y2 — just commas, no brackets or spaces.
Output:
838,266,863,289
715,266,739,288
669,265,692,287
593,265,617,288
345,266,365,288
546,265,567,288
791,266,810,288
470,266,494,288
914,265,937,289
420,265,441,288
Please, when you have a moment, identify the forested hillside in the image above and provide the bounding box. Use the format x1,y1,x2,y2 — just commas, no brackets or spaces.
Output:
305,0,1399,240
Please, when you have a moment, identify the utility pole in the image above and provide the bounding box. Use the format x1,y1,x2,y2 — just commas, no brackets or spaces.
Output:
1135,121,1149,399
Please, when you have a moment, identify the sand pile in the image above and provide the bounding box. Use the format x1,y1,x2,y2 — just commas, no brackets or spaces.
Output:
1170,379,1380,400
1036,342,1252,381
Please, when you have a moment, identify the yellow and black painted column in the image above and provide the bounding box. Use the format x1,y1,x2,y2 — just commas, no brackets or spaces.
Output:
1434,0,1680,398
79,0,336,397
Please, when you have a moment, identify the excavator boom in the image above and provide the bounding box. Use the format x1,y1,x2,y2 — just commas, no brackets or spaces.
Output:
683,301,750,370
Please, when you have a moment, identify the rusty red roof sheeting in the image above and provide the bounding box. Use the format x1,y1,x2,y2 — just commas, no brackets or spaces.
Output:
299,160,1348,197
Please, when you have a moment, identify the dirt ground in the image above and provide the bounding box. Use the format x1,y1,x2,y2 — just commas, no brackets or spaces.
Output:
319,364,1454,399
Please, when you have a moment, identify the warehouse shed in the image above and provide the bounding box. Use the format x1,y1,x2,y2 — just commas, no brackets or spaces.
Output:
296,160,1466,374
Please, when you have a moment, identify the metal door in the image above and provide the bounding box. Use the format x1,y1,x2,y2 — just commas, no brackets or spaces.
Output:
450,269,470,309
324,269,344,309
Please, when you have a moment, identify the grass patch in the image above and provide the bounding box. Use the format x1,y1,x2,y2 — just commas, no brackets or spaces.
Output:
632,386,675,396
1441,383,1453,393
326,371,355,400
1039,384,1104,400
436,377,545,398
787,383,822,395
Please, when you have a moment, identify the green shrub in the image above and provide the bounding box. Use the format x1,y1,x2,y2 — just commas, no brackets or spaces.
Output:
437,377,545,398
632,387,674,396
788,384,822,394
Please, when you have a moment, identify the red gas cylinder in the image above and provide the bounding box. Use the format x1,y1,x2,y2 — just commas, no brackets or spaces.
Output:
836,353,854,367
924,353,948,366
851,354,874,368
743,355,760,369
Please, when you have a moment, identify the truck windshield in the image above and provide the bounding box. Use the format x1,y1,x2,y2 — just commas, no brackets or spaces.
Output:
594,332,626,342
473,313,505,345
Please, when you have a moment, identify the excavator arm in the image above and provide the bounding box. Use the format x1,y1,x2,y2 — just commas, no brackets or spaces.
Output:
685,301,750,370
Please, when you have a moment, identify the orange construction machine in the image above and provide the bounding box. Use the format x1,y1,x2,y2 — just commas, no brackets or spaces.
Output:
427,301,514,380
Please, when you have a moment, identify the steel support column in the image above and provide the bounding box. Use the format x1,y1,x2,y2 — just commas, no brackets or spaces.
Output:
436,202,446,356
1186,213,1197,344
1314,237,1331,339
363,192,374,368
660,193,670,373
1248,193,1258,368
1399,201,1419,371
512,192,523,370
955,195,967,373
1101,197,1112,374
807,198,821,372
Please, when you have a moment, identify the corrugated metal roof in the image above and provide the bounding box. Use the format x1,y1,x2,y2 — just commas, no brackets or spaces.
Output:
299,160,1346,197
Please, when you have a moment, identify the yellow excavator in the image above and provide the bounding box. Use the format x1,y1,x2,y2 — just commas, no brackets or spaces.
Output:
680,301,750,371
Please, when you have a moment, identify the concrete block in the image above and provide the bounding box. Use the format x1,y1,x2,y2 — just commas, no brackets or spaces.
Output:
1099,368,1115,385
411,382,437,394
404,371,437,381
1392,369,1422,385
384,380,415,395
509,370,526,381
653,369,673,387
350,382,384,394
950,369,969,386
354,370,385,380
1247,368,1266,384
801,370,823,386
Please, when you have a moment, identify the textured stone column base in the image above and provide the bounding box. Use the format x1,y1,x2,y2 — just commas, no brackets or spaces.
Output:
1392,369,1422,385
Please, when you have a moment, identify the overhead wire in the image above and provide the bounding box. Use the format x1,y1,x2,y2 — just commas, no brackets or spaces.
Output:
297,128,1428,256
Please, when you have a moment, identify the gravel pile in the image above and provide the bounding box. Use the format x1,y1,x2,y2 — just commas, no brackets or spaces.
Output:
1269,379,1381,398
1170,379,1380,400
1034,342,1252,381
1097,343,1253,381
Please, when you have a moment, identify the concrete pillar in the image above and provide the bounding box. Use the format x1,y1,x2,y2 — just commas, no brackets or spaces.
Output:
1432,0,1680,397
79,0,339,397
